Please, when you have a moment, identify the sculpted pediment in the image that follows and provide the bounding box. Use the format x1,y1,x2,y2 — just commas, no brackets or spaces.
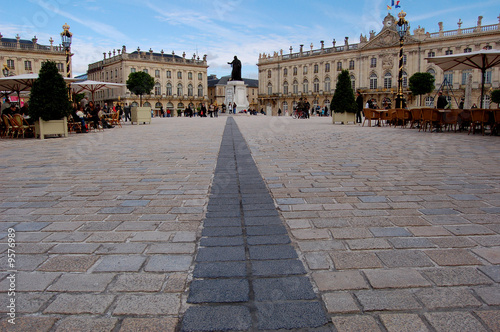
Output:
361,27,420,50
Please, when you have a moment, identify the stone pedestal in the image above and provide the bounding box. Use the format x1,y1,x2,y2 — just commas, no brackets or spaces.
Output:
225,81,249,113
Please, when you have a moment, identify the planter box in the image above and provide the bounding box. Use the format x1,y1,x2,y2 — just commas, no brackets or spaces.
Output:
332,112,356,125
35,117,68,139
131,107,151,125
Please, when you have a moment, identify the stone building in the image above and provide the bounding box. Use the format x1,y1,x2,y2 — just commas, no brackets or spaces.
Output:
87,46,208,116
207,75,259,111
257,13,500,115
0,33,69,77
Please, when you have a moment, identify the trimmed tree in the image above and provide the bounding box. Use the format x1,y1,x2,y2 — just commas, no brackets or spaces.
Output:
126,71,154,106
331,70,356,114
29,61,71,121
491,89,500,108
409,72,435,107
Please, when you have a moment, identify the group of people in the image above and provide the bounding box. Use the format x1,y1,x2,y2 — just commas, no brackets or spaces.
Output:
1,98,33,124
71,99,121,133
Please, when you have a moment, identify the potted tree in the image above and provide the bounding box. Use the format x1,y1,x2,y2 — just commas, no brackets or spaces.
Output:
331,70,357,124
126,71,154,124
29,61,71,139
409,72,435,107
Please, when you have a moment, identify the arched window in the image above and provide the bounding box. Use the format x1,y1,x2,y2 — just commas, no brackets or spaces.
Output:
177,83,183,96
283,101,288,112
155,102,162,109
188,84,193,96
154,82,161,95
166,83,172,96
198,84,203,97
313,78,320,93
302,79,308,93
143,101,151,108
384,72,392,89
325,77,331,92
267,82,272,95
131,102,138,107
427,68,436,78
283,81,289,95
166,102,174,110
350,75,355,91
370,73,378,89
293,80,298,94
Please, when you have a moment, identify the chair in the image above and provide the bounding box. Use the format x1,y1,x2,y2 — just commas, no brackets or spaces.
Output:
13,114,34,138
362,108,379,127
420,108,439,132
67,115,82,133
410,109,422,129
1,114,13,138
469,109,489,135
379,109,392,126
441,109,460,132
395,108,411,128
459,109,472,132
6,115,20,138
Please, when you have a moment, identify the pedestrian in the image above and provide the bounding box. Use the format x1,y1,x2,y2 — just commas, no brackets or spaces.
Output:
278,108,282,116
355,91,363,124
123,103,131,122
437,91,448,109
459,97,465,109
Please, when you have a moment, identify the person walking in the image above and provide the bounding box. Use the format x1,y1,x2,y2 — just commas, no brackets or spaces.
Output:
437,91,448,109
123,103,131,122
355,91,363,124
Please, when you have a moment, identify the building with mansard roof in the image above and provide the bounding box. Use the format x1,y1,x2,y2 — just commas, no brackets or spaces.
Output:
257,13,500,116
87,46,208,116
0,33,69,77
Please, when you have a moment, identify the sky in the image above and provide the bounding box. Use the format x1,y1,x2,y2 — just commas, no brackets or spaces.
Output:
1,0,499,79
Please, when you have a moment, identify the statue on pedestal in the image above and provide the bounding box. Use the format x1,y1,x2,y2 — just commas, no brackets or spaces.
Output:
227,56,242,81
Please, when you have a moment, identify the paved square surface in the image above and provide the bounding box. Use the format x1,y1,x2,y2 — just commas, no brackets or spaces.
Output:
0,115,499,331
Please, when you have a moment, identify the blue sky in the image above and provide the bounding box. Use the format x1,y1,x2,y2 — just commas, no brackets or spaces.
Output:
1,0,499,79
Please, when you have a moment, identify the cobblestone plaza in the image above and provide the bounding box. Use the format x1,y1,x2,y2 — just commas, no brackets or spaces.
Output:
0,115,499,331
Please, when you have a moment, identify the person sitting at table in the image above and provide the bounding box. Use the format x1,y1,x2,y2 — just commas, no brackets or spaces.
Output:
86,101,101,129
72,103,87,133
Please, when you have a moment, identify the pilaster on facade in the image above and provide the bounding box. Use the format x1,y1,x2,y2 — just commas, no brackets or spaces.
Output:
257,14,500,114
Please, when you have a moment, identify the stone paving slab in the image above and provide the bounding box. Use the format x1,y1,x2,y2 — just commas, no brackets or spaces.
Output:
0,116,499,331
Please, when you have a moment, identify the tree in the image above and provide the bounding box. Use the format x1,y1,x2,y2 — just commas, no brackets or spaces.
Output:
491,89,500,107
331,70,356,114
29,61,71,121
126,71,154,106
409,72,435,106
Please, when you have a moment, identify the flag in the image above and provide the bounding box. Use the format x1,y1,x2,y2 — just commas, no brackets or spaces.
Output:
387,5,392,10
391,0,394,5
395,1,401,8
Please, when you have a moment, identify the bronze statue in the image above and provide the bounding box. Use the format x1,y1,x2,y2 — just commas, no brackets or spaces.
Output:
228,56,242,81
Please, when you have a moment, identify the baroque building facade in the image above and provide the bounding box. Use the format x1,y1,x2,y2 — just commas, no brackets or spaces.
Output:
87,46,208,116
257,14,500,115
0,33,69,76
207,75,259,111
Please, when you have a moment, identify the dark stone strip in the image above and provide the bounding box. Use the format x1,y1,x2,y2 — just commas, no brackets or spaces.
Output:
180,118,328,331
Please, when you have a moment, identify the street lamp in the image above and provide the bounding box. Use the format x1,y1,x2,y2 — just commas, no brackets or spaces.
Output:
2,64,9,77
61,23,72,78
395,11,409,109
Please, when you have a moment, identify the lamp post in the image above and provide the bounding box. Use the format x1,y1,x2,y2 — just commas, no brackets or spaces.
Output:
2,64,9,77
61,23,73,100
396,11,409,109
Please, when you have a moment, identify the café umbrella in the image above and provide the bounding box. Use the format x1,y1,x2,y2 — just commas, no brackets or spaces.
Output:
71,80,126,102
426,49,500,108
0,73,78,104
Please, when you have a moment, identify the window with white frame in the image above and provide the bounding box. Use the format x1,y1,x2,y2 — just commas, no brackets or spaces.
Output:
350,75,355,91
444,71,453,84
177,83,183,96
484,70,492,84
325,63,330,72
198,84,203,97
293,67,297,75
325,77,331,92
7,59,15,69
384,72,392,89
370,57,377,68
313,78,320,92
425,96,434,107
402,71,408,88
293,80,298,94
314,64,318,73
464,47,472,53
370,73,378,89
198,73,202,80
349,60,355,70
302,79,308,93
303,66,308,75
267,82,272,95
177,71,182,79
24,61,32,71
166,70,171,78
427,51,435,57
166,83,172,96
154,82,161,95
188,72,192,80
283,68,288,76
188,84,193,96
155,69,160,78
283,81,289,94
337,62,342,71
462,69,472,84
445,50,453,55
